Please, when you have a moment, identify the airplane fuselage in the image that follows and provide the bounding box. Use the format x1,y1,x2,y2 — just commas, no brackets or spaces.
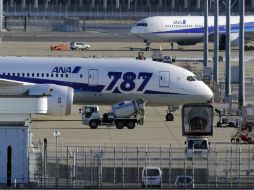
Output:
0,57,213,106
131,16,254,45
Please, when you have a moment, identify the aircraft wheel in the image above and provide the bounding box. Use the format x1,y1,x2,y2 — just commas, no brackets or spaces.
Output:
146,46,151,51
89,120,98,129
126,121,135,129
166,113,174,121
116,121,124,129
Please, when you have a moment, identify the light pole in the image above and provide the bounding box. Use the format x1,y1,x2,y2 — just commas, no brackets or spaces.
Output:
54,129,60,188
0,0,3,31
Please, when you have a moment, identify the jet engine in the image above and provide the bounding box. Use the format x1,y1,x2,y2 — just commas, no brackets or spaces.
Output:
27,84,74,115
0,84,74,115
176,40,200,46
44,84,74,116
219,33,239,50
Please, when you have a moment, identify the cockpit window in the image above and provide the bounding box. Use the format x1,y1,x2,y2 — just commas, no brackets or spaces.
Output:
136,23,148,27
187,76,196,81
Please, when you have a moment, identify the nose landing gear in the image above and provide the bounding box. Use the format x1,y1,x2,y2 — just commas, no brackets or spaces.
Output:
166,112,174,121
165,106,179,121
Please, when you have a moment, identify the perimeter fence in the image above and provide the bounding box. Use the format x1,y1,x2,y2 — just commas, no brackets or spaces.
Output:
27,142,254,189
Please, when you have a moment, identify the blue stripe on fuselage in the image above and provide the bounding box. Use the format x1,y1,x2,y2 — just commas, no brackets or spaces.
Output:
0,75,187,95
153,22,254,34
0,75,105,92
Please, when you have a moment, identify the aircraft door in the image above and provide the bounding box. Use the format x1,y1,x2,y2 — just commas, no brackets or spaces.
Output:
88,69,98,86
159,71,170,87
157,23,163,32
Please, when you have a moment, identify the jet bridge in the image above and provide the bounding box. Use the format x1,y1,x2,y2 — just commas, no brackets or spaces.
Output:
0,96,48,187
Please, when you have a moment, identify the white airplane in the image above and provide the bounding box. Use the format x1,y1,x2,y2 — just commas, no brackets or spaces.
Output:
0,57,213,120
131,16,254,50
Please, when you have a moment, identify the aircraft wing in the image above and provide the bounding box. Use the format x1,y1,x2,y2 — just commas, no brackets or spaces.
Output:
209,31,254,43
0,78,27,86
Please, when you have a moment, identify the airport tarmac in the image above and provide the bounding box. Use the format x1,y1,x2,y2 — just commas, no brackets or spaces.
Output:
0,31,254,148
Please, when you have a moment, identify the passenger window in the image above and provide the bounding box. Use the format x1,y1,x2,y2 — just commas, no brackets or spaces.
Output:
80,74,83,78
27,73,30,77
37,73,40,77
3,72,5,76
17,73,20,77
12,73,15,76
56,74,58,78
66,74,69,78
42,73,44,77
46,73,49,77
61,74,63,78
51,74,54,77
187,76,196,81
32,73,34,77
22,73,25,77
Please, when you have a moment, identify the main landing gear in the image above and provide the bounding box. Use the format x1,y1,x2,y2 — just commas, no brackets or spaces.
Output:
144,40,151,51
165,106,178,121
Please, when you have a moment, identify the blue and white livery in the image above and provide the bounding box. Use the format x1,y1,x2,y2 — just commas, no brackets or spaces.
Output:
131,16,254,49
0,57,213,115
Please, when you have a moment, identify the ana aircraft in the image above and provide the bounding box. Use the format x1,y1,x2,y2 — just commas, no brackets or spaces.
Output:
131,16,254,50
0,57,213,120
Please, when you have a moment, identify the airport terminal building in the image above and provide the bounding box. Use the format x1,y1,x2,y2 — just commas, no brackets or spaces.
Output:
2,0,254,18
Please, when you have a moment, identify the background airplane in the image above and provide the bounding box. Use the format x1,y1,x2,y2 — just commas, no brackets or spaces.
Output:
0,57,213,120
131,16,254,50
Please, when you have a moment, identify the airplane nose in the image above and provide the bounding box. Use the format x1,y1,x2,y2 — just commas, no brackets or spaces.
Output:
202,84,214,102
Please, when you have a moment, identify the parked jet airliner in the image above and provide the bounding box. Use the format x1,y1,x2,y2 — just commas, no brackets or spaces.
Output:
131,16,254,50
0,57,213,120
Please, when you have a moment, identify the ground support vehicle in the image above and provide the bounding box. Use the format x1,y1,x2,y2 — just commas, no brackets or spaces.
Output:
231,116,254,143
152,51,163,62
182,104,214,159
244,43,254,51
185,136,209,159
50,43,68,51
175,175,193,188
162,55,173,64
136,52,146,60
231,105,254,143
141,167,162,187
215,108,239,128
70,42,90,50
81,100,145,129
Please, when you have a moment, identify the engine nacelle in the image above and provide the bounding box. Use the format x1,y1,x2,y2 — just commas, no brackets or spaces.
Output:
219,33,239,49
0,84,74,115
176,41,199,46
230,33,239,46
46,84,74,116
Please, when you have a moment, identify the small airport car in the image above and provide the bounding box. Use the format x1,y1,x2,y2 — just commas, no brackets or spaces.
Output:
70,42,90,50
141,167,162,187
162,55,173,64
175,175,193,188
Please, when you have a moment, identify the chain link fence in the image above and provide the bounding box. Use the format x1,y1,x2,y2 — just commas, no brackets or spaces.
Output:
27,142,254,188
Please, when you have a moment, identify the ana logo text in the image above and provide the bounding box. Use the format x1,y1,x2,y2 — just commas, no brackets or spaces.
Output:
52,66,81,74
173,20,186,25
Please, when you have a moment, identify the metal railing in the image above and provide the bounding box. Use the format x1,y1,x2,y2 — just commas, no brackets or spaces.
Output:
25,142,254,188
